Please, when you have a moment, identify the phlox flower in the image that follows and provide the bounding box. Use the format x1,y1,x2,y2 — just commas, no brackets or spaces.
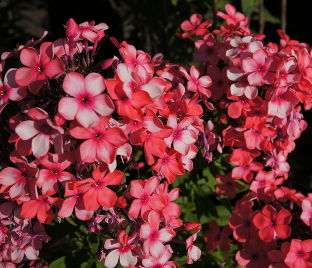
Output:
253,205,292,242
15,107,64,157
140,211,175,257
242,49,275,86
69,117,128,164
301,198,312,227
284,239,312,268
73,164,124,211
0,68,26,114
58,72,114,128
15,42,65,93
104,230,137,268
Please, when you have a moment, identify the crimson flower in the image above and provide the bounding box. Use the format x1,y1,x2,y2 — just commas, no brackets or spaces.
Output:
36,153,74,195
152,149,185,184
74,165,124,211
128,176,162,219
253,204,292,242
69,117,128,164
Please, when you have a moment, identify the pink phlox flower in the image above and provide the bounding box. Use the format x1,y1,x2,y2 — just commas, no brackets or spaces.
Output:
0,69,26,114
104,230,138,268
58,72,114,128
15,107,64,158
36,152,74,195
15,42,65,94
242,48,276,86
140,211,175,257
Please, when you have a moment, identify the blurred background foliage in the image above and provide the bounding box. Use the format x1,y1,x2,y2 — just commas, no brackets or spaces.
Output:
0,0,311,267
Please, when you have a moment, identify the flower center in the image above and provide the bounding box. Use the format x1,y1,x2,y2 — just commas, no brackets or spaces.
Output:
95,133,102,139
0,88,6,96
82,97,89,104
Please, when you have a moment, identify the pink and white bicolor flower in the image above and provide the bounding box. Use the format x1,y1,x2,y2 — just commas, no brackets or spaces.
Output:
15,107,64,157
140,211,175,256
0,68,26,114
104,230,138,268
164,114,198,155
242,49,275,86
58,72,114,128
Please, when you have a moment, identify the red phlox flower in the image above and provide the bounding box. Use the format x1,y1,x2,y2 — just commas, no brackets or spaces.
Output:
236,238,276,268
152,149,185,184
229,200,257,243
69,117,128,164
21,195,61,224
128,176,163,219
253,204,292,242
204,221,231,253
164,114,198,156
142,245,178,268
0,167,27,200
217,4,246,26
58,181,93,220
226,36,263,58
180,65,212,98
36,153,74,195
180,14,212,38
74,164,124,211
216,173,243,199
301,198,312,227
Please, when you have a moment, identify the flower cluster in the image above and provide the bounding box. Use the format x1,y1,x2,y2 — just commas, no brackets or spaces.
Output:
0,4,311,268
180,4,312,268
0,18,206,267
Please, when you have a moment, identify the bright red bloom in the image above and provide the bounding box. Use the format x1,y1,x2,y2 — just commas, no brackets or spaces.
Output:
21,195,61,224
69,117,128,164
180,14,212,38
74,165,124,211
128,176,162,219
36,153,74,195
152,149,185,184
253,205,292,242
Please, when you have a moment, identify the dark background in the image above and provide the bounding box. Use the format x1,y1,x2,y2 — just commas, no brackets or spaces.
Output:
0,0,311,192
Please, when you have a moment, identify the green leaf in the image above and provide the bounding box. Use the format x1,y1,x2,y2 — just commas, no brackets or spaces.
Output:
171,0,179,6
264,8,280,24
241,0,259,15
65,217,77,227
49,256,66,268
